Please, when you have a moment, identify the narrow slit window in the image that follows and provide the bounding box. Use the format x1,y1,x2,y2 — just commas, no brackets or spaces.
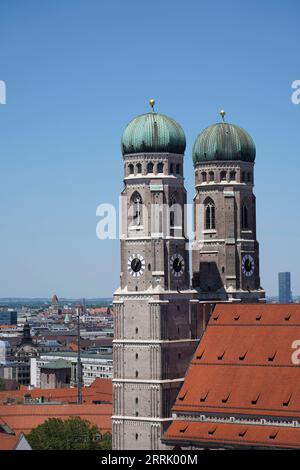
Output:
178,391,187,401
200,390,209,402
251,393,260,405
268,351,277,362
222,392,231,403
208,426,217,435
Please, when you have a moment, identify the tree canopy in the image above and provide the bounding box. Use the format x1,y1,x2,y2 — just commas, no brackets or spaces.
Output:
26,416,112,450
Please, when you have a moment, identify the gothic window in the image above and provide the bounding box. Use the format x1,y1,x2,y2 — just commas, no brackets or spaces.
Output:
169,195,176,228
157,162,164,173
230,171,236,181
130,191,143,226
241,204,249,229
136,163,142,174
220,171,227,181
176,164,181,175
147,162,154,173
205,199,216,230
209,171,214,182
129,163,134,175
201,172,207,183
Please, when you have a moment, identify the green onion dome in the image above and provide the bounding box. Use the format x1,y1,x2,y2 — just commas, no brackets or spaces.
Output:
192,120,256,166
121,111,186,156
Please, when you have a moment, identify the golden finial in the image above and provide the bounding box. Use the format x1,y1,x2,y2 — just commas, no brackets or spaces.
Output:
219,109,226,122
149,99,155,112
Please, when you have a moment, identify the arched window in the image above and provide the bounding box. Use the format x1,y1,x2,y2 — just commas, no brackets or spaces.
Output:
247,172,252,183
169,195,176,229
147,162,154,173
205,199,215,230
201,172,207,183
157,162,164,173
176,164,181,175
130,191,143,226
220,171,227,181
241,204,249,229
209,171,214,182
136,163,142,174
230,171,236,181
170,163,174,174
129,163,134,175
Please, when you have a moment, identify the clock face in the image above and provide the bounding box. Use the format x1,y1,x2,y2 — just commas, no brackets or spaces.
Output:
170,253,185,278
128,254,145,277
242,254,255,277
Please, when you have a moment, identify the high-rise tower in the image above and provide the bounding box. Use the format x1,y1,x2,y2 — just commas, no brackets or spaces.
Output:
112,102,200,450
192,111,265,303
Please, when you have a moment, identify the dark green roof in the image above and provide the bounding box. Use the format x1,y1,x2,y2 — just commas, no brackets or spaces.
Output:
193,122,256,165
121,112,186,155
41,359,72,370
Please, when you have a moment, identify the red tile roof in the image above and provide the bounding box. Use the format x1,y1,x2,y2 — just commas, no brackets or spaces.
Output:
0,433,21,450
164,303,300,449
0,378,112,405
0,404,112,435
164,420,300,449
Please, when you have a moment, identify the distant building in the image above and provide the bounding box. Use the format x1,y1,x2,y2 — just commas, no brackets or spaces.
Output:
0,310,17,326
40,359,72,389
15,319,38,367
0,361,30,386
31,351,113,387
278,272,292,303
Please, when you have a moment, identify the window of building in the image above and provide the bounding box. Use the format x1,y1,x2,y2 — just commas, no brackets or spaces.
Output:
242,171,246,182
129,164,134,175
136,163,142,174
220,171,227,181
170,163,174,174
241,204,249,229
135,433,138,440
201,171,207,183
205,199,216,230
130,191,143,226
135,328,138,334
157,162,164,173
147,162,154,173
135,371,138,378
209,171,214,182
247,172,252,183
176,164,181,175
169,195,176,229
230,171,236,181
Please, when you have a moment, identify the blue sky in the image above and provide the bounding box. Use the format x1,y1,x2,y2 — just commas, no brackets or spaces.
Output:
0,0,299,298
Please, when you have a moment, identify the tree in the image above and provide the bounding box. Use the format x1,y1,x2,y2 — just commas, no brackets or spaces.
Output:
26,417,112,450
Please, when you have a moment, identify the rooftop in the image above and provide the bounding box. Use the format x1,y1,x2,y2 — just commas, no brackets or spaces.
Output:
164,303,300,449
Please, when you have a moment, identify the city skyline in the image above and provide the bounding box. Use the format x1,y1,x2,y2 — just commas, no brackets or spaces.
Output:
0,0,299,298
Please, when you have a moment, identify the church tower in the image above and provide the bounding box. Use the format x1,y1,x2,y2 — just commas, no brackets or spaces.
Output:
192,111,265,303
112,101,200,450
